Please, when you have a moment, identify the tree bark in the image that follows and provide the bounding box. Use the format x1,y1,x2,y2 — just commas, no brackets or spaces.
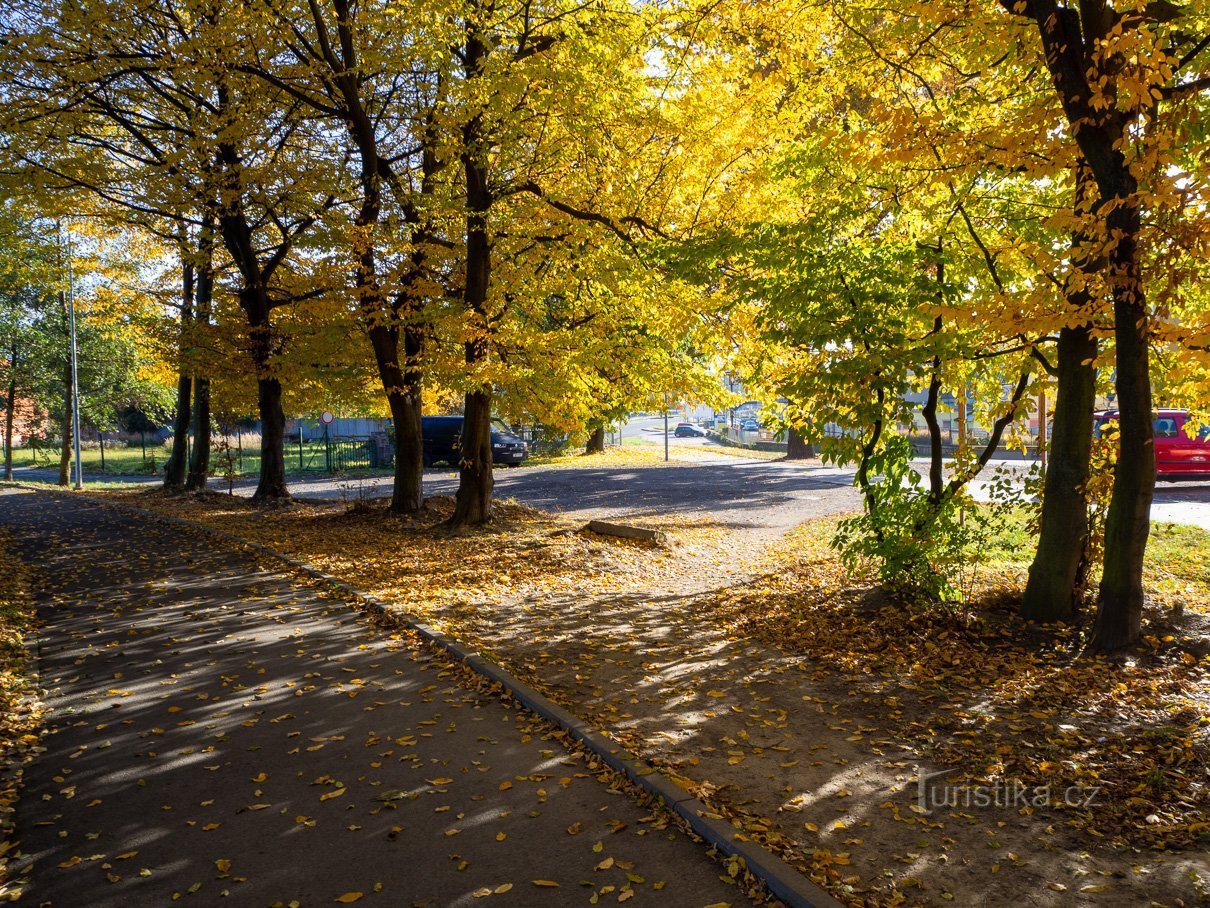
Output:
1002,0,1156,650
1091,197,1153,649
453,387,495,527
786,428,814,459
369,324,424,514
185,375,210,491
255,375,288,501
185,233,214,492
449,29,495,529
4,343,17,482
586,424,606,454
1022,324,1097,622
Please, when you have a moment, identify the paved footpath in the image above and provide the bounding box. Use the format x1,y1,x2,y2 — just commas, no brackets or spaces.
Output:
0,489,745,908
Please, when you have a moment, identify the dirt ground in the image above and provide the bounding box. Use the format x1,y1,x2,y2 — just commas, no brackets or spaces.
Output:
439,529,1208,907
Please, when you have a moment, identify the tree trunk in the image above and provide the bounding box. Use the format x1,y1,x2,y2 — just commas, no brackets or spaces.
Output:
4,344,16,482
1022,324,1097,622
244,293,289,502
387,386,424,514
185,375,210,491
1091,201,1153,650
786,428,814,459
165,373,192,489
254,375,288,501
185,242,214,492
448,46,494,530
586,424,606,454
452,387,494,527
215,86,291,504
58,358,72,487
1003,0,1156,650
165,258,195,490
369,321,423,514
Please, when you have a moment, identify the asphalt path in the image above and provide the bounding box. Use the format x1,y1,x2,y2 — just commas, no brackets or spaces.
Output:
0,489,747,907
11,446,1210,530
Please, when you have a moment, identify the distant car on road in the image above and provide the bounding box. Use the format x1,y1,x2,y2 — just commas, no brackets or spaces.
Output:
739,419,761,433
673,422,707,438
421,415,529,467
1094,409,1210,481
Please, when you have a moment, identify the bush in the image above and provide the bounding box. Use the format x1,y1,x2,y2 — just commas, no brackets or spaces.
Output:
832,434,1006,604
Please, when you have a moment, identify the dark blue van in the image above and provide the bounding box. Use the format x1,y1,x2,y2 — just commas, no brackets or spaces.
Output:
421,416,529,468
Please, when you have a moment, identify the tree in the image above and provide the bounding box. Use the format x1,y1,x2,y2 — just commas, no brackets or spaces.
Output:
241,0,446,514
2,0,340,501
996,0,1210,648
0,0,226,492
1021,168,1101,622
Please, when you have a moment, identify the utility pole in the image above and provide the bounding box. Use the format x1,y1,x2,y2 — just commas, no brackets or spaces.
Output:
663,392,669,463
61,223,83,490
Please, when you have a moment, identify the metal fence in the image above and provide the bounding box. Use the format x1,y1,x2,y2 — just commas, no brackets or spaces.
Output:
290,435,385,473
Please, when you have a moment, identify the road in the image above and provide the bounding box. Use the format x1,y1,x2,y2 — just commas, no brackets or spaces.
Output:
0,489,747,908
11,442,1210,530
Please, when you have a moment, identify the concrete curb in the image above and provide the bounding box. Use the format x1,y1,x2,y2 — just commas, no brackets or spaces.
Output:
8,484,844,908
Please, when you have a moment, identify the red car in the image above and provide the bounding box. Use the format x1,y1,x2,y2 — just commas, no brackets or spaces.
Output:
1095,409,1210,481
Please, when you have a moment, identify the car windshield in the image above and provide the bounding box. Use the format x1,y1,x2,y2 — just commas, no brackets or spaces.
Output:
490,418,513,435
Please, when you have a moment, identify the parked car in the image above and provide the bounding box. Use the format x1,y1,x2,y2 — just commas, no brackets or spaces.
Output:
1094,409,1210,481
739,419,761,433
421,415,529,467
673,422,707,438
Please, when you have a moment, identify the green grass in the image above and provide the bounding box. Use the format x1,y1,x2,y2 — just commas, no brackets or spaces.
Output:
979,506,1209,571
8,444,161,475
780,504,1210,609
6,440,379,478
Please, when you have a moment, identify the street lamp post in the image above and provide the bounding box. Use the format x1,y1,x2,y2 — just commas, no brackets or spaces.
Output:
663,392,669,462
61,223,83,490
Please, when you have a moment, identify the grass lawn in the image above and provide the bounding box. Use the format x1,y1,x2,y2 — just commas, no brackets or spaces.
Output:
7,444,161,475
6,439,375,478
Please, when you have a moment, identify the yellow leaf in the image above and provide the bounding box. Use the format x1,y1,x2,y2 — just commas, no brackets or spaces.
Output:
493,883,512,894
334,894,363,904
532,880,560,888
215,859,231,873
